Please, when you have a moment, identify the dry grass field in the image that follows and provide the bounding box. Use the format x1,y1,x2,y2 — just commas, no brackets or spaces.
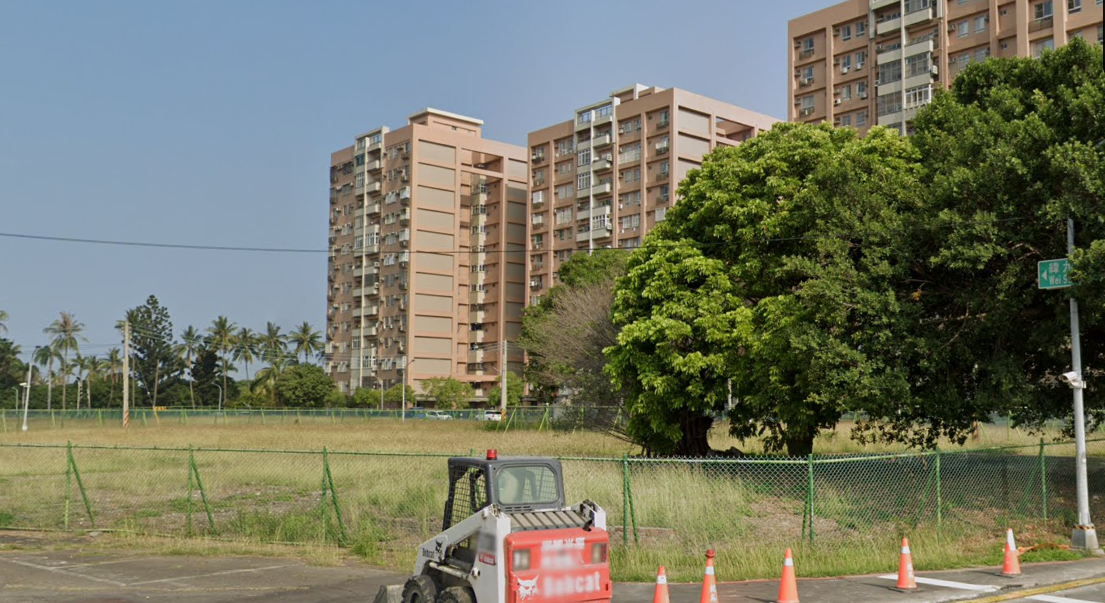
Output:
0,414,1096,581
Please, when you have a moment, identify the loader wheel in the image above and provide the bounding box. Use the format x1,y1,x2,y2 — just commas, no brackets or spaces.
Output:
440,586,475,603
402,575,439,603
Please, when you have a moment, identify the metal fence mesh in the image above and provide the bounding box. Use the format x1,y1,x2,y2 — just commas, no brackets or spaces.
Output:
0,437,1102,581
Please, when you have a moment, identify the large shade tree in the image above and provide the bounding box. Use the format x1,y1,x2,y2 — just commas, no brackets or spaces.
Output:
606,123,922,456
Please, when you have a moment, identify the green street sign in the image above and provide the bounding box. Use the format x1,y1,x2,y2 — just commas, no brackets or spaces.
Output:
1038,258,1072,289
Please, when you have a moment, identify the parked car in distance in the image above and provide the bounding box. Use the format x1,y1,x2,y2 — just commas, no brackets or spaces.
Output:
477,409,502,422
425,410,453,420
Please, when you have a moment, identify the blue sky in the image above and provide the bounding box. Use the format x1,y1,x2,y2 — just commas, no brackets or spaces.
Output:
0,0,828,359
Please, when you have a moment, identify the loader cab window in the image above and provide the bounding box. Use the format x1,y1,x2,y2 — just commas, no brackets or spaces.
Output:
496,466,559,506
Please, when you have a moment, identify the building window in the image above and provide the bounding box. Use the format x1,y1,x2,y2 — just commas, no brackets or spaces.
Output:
906,52,932,77
1032,37,1054,57
577,172,591,190
1034,0,1053,19
856,20,866,36
975,14,988,32
799,95,815,117
532,190,544,206
802,66,815,82
975,47,990,62
802,37,814,51
877,95,903,117
904,85,932,109
857,81,867,97
1068,0,1081,12
1098,24,1103,43
856,110,867,126
839,84,852,100
577,148,591,167
840,114,853,127
878,61,902,84
904,0,932,12
841,54,852,72
556,184,573,199
957,20,970,37
855,50,867,68
841,24,852,40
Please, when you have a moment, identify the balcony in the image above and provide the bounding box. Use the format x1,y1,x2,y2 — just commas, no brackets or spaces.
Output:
363,325,377,337
368,202,381,215
399,208,410,224
367,141,383,152
870,0,896,8
354,207,365,219
531,152,546,163
592,181,613,196
366,305,379,316
655,142,670,155
593,114,613,128
576,227,612,242
877,39,933,65
878,6,935,35
577,204,611,221
531,215,545,227
529,279,543,290
1029,16,1053,32
617,152,641,165
591,157,612,171
574,118,592,132
798,48,815,60
399,186,411,204
398,251,410,266
655,170,670,182
592,133,613,148
354,264,377,278
366,159,382,172
575,185,592,199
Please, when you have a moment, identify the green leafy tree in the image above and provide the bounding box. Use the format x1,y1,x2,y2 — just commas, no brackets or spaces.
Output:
896,38,1105,440
0,339,27,400
44,311,85,411
606,123,921,456
274,364,336,408
384,383,417,409
251,358,287,405
190,347,234,407
486,372,524,408
126,295,179,407
290,321,324,364
352,386,384,408
421,376,474,410
206,316,237,405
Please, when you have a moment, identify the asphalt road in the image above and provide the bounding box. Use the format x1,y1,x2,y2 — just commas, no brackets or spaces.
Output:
2,532,1104,603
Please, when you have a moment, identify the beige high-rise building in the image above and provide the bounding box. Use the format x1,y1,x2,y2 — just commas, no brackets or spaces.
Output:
788,0,1102,133
326,109,528,397
526,84,778,304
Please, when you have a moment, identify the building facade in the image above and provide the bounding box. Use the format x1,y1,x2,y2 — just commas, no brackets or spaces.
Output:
788,0,1103,133
525,84,778,304
327,109,528,396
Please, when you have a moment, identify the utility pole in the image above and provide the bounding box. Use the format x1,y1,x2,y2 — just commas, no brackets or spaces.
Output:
500,341,508,418
122,321,130,429
21,350,35,432
1066,217,1098,551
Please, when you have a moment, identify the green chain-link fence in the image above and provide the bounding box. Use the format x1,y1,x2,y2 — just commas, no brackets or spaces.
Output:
0,438,1101,581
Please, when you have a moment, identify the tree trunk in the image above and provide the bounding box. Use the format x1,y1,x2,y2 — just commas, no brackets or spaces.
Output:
152,366,160,407
189,376,195,409
674,412,715,457
222,358,228,409
61,350,68,411
46,359,53,411
783,429,817,457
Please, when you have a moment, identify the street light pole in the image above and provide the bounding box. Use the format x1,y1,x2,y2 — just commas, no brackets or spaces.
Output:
214,383,223,412
401,357,415,423
1067,216,1099,551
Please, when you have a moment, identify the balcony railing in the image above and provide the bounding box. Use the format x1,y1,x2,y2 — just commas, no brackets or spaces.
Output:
1029,16,1053,32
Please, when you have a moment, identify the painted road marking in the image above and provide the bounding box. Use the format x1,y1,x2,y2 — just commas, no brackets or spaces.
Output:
879,574,999,592
127,563,292,586
0,556,128,586
1028,595,1100,603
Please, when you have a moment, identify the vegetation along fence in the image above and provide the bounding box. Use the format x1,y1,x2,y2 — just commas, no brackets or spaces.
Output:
0,439,1102,581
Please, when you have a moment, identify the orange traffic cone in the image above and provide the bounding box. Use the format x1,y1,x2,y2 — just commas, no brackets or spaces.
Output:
654,566,671,603
777,548,800,603
893,537,918,592
700,549,719,603
1001,529,1022,577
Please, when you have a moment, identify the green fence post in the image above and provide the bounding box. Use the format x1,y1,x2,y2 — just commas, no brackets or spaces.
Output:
64,444,72,530
935,448,942,536
51,412,57,430
97,410,104,426
187,447,195,536
319,448,330,543
1040,438,1049,521
261,409,266,425
807,453,815,544
1,409,6,433
66,441,95,529
621,454,629,547
322,447,347,545
189,447,215,532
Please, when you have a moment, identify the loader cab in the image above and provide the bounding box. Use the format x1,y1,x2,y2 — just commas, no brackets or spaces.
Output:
442,450,566,531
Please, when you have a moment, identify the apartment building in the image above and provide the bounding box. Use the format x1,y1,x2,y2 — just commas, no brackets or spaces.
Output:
788,0,1103,133
526,84,778,304
327,109,528,396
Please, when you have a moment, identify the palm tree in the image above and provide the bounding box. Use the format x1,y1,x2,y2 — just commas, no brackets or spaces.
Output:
45,312,85,411
175,326,202,409
75,354,97,410
0,306,8,335
233,327,257,380
290,321,324,364
251,357,286,405
259,322,287,367
104,348,123,405
34,346,58,410
206,316,237,407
